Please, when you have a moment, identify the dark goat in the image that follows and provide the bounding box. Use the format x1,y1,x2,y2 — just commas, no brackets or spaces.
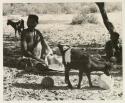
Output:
58,44,112,89
7,19,24,37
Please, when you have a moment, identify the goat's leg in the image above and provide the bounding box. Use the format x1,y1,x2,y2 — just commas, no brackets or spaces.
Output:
18,30,20,35
65,68,73,89
86,72,93,87
18,29,22,35
77,70,83,89
15,30,17,37
65,68,69,83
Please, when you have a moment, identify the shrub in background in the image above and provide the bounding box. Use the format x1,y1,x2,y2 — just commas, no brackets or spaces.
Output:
71,13,86,24
86,14,98,24
71,13,98,25
106,3,122,12
3,2,121,16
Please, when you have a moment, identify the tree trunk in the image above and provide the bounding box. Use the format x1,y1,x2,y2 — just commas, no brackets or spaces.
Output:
96,2,119,39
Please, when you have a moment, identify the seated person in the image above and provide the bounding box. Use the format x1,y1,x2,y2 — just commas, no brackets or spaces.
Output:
105,32,122,63
21,14,53,68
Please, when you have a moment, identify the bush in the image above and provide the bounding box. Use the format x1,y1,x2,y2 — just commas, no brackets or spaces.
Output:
71,12,98,25
106,2,122,12
89,4,98,13
86,14,98,24
71,3,99,25
3,4,13,16
3,2,121,16
71,13,86,24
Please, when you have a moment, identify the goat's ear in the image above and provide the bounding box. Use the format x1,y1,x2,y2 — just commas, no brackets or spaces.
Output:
63,45,70,51
57,43,70,51
57,43,61,47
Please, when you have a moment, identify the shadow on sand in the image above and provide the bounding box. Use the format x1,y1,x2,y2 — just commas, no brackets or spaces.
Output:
13,82,69,90
15,69,80,77
13,83,104,90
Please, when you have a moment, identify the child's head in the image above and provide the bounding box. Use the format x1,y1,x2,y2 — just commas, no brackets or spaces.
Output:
110,32,119,42
27,14,39,29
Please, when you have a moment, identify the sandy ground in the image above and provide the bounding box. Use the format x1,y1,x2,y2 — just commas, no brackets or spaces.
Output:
3,12,123,100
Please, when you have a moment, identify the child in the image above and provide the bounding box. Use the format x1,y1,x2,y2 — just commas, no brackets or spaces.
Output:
105,32,122,63
21,14,53,68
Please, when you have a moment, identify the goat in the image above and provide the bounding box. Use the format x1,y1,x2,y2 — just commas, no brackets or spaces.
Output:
58,44,112,89
7,19,24,37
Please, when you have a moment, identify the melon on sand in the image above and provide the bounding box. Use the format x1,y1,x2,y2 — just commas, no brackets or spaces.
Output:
41,77,54,89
